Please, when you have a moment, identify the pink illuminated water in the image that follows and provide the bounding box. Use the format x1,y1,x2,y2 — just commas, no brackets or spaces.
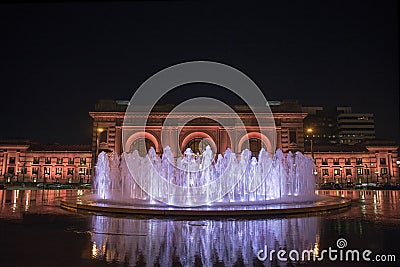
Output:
93,146,316,207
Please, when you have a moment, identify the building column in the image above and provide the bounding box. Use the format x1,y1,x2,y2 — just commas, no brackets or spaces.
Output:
375,153,379,183
388,153,392,178
219,127,232,153
115,127,122,155
160,127,179,159
1,152,7,181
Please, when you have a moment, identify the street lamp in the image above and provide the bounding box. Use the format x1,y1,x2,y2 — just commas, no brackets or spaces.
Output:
95,127,105,159
306,128,314,160
339,166,343,188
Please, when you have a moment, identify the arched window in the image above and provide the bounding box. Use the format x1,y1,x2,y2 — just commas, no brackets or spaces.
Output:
184,138,212,155
241,138,266,158
130,138,155,157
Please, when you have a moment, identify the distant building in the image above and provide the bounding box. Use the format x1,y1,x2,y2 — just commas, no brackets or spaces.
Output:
305,140,399,185
0,140,92,184
303,106,376,145
337,113,375,144
303,106,338,145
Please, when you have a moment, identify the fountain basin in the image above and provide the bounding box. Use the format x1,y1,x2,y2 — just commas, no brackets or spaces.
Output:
61,195,350,217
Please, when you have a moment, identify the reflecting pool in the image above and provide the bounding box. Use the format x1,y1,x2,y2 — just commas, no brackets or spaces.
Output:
0,189,399,266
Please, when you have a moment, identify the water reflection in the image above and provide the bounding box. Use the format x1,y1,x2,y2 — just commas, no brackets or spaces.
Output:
0,189,84,219
1,189,399,266
89,215,320,266
316,190,400,223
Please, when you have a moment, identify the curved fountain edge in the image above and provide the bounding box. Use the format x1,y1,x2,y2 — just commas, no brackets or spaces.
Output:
60,195,351,217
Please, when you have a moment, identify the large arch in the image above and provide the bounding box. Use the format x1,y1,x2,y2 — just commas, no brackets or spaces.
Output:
180,131,217,154
124,131,160,154
238,132,273,153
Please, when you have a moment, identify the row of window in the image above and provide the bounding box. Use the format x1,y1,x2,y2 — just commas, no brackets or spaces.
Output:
321,158,387,165
305,134,337,138
321,167,388,176
6,157,87,165
339,139,367,144
4,167,89,175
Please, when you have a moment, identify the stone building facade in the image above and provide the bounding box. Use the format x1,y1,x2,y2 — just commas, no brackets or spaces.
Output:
0,140,92,184
308,141,399,185
90,99,307,158
1,99,397,186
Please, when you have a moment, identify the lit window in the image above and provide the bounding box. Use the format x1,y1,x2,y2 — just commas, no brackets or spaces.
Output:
44,167,50,175
322,169,329,176
68,158,74,165
381,168,388,175
32,168,39,175
357,168,363,175
345,158,351,165
334,169,340,175
322,159,328,165
356,158,362,165
56,158,62,164
45,157,51,164
80,158,86,165
380,158,386,165
56,168,62,175
67,168,74,175
333,159,339,165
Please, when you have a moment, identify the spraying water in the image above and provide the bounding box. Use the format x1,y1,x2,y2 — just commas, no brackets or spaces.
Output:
93,145,316,207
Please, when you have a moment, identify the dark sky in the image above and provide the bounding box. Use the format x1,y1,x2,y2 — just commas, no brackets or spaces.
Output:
0,1,398,145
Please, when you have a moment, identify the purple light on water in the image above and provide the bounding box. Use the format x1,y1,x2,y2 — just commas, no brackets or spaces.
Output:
92,145,316,207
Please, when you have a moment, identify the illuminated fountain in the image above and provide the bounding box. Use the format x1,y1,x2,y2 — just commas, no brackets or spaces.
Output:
84,145,342,214
59,144,350,216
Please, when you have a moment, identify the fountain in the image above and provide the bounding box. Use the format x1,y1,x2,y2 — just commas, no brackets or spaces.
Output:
93,146,315,205
61,145,350,216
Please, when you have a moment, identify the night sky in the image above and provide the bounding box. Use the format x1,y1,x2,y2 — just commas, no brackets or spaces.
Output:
0,1,398,145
